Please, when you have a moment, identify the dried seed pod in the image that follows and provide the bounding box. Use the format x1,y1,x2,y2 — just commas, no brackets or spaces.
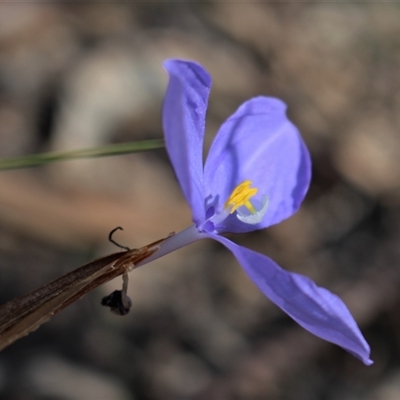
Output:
101,290,132,316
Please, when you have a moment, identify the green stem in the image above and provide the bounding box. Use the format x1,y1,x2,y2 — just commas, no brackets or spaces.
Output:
0,139,164,171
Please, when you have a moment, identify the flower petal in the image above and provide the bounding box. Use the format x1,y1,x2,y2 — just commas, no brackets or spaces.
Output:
209,233,372,365
163,60,212,224
204,97,311,233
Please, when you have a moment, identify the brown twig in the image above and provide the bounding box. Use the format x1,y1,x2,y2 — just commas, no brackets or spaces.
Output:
0,235,170,351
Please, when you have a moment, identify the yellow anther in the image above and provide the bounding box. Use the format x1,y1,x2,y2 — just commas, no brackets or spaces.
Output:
224,180,258,214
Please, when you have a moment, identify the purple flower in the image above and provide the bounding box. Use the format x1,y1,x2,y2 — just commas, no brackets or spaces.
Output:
140,59,372,365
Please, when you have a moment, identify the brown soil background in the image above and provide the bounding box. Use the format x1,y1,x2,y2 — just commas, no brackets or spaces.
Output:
0,3,399,399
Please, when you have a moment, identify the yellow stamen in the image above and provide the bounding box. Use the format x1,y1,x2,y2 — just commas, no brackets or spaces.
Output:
224,180,258,214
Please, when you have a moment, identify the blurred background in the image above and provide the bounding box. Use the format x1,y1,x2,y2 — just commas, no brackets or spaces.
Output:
0,2,400,399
